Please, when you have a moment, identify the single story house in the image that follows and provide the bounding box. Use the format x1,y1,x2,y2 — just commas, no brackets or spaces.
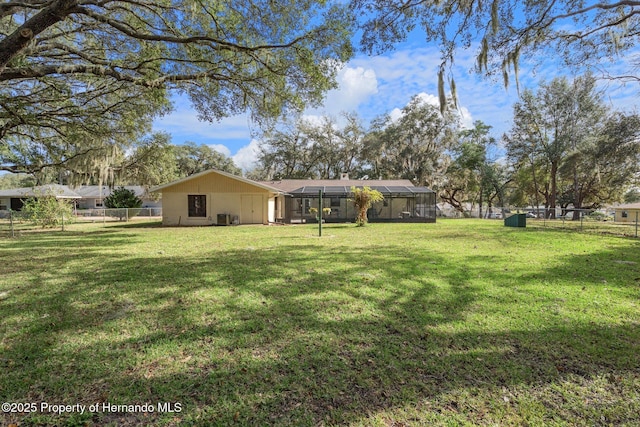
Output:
151,170,436,226
0,185,160,212
615,202,640,223
0,184,81,211
73,186,161,209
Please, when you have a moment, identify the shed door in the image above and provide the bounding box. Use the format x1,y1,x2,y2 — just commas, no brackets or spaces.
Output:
241,195,263,224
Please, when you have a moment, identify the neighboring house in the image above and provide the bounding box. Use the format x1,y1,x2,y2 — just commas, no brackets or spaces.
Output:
0,184,82,211
0,185,160,211
151,170,437,226
615,202,640,223
73,186,161,209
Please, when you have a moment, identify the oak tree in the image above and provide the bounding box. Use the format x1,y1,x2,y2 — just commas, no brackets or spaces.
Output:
1,0,353,179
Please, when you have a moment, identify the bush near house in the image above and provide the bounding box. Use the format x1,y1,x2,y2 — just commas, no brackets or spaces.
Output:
104,186,143,221
21,191,74,228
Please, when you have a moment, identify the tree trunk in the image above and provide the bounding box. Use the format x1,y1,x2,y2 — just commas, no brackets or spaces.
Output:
0,0,78,71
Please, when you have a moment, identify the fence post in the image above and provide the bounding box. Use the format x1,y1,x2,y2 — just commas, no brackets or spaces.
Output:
636,211,638,238
318,189,323,237
10,210,15,238
126,208,129,222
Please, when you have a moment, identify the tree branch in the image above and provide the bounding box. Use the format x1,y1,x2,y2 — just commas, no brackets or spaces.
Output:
0,0,80,71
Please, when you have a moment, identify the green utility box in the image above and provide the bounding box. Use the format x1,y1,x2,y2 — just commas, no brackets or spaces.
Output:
504,213,526,227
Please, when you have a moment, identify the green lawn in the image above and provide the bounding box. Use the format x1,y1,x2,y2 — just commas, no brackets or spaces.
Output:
1,220,639,426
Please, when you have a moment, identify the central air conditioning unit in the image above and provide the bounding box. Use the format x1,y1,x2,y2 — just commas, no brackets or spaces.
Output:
217,213,231,226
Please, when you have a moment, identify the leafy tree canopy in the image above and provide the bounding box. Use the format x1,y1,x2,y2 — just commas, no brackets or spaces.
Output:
352,0,640,106
0,172,35,189
257,112,365,180
1,0,353,178
505,74,640,214
174,142,241,178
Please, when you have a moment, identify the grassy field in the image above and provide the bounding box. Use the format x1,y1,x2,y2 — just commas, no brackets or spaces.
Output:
1,220,639,426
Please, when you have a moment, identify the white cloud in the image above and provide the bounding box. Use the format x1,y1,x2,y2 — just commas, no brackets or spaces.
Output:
415,92,440,106
207,144,231,157
233,139,261,171
458,106,474,129
308,65,378,116
337,66,379,104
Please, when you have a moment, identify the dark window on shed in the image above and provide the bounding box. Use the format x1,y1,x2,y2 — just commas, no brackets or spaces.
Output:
622,210,628,218
330,197,341,207
188,195,206,217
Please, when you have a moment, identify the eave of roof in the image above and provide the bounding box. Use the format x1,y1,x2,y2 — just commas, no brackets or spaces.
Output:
0,184,81,199
617,202,640,209
150,169,287,194
287,184,434,196
260,179,422,193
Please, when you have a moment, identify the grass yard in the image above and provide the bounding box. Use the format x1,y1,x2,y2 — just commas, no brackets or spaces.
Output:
1,220,639,426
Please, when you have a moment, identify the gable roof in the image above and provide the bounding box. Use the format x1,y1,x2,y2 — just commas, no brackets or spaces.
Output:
150,169,286,194
74,185,148,198
0,184,82,199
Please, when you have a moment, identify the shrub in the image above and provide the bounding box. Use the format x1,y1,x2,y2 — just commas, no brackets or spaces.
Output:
103,187,143,221
21,190,74,229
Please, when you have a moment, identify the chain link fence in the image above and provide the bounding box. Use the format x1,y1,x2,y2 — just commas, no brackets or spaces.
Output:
437,206,639,238
0,208,162,237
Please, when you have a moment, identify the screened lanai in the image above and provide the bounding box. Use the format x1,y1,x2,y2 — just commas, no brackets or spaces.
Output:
284,184,436,223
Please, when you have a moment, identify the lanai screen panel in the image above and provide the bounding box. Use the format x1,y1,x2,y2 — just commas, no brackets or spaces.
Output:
287,185,436,223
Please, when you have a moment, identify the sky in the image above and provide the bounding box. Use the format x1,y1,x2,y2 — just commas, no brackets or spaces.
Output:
151,30,640,172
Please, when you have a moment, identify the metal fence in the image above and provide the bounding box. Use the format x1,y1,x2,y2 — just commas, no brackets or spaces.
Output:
438,206,639,238
0,208,162,237
74,207,162,222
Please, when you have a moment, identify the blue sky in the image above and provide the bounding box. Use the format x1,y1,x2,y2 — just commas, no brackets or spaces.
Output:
152,30,640,171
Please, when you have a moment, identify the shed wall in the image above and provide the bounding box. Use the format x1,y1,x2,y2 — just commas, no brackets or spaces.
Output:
161,192,272,226
615,208,640,223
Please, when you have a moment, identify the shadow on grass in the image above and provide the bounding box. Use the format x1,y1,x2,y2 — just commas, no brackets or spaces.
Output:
107,220,164,229
1,236,639,426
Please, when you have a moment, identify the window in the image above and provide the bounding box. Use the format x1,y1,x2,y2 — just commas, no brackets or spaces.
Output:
95,199,103,208
330,197,341,207
622,211,628,218
188,195,206,217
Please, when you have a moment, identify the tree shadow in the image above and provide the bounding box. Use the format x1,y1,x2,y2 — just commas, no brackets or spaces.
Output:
1,235,639,426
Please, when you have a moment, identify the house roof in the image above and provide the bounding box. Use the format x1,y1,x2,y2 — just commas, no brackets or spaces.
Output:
260,179,418,193
617,202,640,209
0,184,82,199
150,169,287,194
0,185,152,199
260,179,435,197
74,185,148,198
